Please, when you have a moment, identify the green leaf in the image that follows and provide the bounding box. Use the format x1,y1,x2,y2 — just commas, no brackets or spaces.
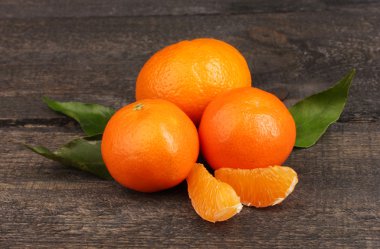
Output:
289,69,356,148
43,97,115,136
26,135,112,180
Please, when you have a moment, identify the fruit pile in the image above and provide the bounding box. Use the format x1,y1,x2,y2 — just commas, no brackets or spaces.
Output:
28,37,354,223
102,38,299,222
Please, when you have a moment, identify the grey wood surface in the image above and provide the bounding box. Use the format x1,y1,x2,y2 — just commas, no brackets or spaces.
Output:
1,1,379,248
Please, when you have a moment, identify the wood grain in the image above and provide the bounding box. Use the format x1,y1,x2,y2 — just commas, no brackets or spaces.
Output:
1,123,379,248
1,1,379,248
1,7,379,124
1,0,379,18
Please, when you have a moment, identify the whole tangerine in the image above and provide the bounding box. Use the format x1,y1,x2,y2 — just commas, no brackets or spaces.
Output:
135,38,252,125
101,99,199,192
199,87,296,170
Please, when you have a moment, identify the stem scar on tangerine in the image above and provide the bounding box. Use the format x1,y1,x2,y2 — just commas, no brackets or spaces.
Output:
133,103,144,111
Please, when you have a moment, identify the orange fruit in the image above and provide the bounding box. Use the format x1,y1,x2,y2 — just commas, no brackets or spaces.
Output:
187,163,242,223
199,87,296,170
101,99,199,192
136,38,252,125
215,166,298,208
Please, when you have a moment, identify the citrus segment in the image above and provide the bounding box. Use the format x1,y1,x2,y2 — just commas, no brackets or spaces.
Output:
215,166,298,208
187,163,242,223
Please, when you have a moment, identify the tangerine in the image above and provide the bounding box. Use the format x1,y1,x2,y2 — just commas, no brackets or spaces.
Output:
136,38,251,125
101,99,199,192
199,87,296,169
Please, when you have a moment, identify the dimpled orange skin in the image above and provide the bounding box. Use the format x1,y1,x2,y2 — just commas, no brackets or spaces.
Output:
101,99,199,192
199,87,296,170
135,38,252,125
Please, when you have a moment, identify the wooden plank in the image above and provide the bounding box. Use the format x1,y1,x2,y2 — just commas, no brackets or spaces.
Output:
1,9,379,124
0,0,379,19
1,123,379,248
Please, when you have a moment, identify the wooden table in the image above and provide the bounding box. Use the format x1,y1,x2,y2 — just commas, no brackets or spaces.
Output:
1,1,379,248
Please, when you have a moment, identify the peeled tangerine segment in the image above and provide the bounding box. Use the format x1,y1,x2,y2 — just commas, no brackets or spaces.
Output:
187,163,243,223
215,166,298,208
